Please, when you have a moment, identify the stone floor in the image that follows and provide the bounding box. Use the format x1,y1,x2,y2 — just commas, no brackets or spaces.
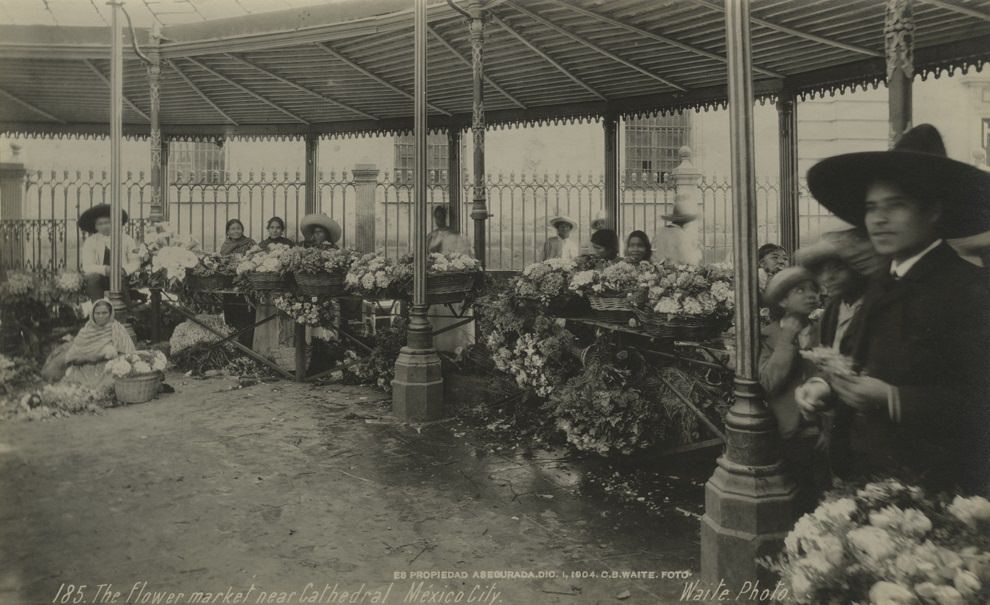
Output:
0,373,709,605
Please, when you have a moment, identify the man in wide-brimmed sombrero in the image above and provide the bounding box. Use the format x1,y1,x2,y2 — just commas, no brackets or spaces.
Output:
78,203,140,302
542,215,579,261
798,124,990,493
299,213,342,249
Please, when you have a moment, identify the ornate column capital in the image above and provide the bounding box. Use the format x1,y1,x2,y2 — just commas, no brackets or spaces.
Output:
884,0,915,80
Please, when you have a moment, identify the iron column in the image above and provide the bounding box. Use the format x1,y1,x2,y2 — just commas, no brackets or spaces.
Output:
701,0,795,588
108,0,127,320
603,112,621,231
392,0,444,422
777,92,800,252
885,0,914,147
468,0,487,266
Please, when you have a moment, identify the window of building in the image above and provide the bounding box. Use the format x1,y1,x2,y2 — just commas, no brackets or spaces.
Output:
393,133,449,185
624,113,692,185
168,141,228,183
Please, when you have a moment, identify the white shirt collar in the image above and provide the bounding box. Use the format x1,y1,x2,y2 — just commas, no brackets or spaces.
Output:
890,239,942,278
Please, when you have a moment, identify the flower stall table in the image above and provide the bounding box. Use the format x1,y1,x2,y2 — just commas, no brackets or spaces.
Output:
559,315,732,455
152,287,296,381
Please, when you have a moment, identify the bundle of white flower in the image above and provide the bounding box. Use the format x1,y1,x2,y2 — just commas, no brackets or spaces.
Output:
636,261,734,319
105,350,168,378
0,271,34,299
515,258,575,303
151,246,200,283
568,260,643,298
235,244,291,275
54,271,84,294
425,251,481,273
345,252,412,298
800,346,858,376
17,383,110,420
169,314,233,354
769,479,990,605
143,223,200,255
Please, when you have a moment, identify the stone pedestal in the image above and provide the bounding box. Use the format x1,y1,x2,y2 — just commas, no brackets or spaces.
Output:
392,345,443,422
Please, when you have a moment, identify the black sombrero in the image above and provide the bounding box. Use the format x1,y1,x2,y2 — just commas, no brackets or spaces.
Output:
807,124,990,238
78,204,129,234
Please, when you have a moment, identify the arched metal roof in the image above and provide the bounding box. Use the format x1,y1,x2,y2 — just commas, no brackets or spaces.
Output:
1,0,989,139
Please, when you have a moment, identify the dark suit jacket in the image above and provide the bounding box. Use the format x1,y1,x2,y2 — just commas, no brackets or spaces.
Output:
841,242,990,492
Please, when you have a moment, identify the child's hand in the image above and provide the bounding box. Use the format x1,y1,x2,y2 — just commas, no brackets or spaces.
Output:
779,316,804,336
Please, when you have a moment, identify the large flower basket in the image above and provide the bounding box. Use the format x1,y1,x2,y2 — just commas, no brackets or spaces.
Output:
678,315,724,342
187,273,234,292
294,271,346,297
588,293,633,323
425,271,477,305
632,309,724,341
246,271,288,291
114,372,161,404
632,308,678,339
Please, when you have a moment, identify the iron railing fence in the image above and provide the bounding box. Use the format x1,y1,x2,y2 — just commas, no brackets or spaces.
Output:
1,169,832,275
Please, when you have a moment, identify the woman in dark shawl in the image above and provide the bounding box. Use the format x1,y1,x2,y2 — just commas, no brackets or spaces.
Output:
219,219,256,257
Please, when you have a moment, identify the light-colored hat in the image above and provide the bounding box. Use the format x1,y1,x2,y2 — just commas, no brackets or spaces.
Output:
549,215,577,229
661,209,697,224
299,213,342,243
763,266,818,306
794,219,882,276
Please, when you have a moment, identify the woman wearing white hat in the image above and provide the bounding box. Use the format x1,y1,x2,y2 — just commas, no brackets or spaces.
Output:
542,215,579,261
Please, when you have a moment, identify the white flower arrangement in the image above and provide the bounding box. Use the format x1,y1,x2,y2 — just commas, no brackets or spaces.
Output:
514,258,575,304
105,350,168,378
345,252,413,299
769,480,990,605
424,251,481,273
235,244,292,275
151,246,200,283
568,260,644,298
633,261,734,320
54,271,84,294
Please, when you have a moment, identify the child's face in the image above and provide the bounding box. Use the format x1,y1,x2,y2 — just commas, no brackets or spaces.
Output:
626,237,647,262
556,223,573,238
780,280,820,316
818,260,854,297
760,249,789,274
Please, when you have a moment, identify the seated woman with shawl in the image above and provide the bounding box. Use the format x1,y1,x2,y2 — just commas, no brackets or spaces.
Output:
43,300,137,392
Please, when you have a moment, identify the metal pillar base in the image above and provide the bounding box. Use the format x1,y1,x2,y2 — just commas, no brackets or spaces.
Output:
392,345,444,422
700,379,796,589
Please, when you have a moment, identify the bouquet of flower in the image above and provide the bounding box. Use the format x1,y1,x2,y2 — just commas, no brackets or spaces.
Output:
235,244,291,275
105,350,168,378
281,246,357,275
190,253,237,278
15,382,111,420
487,315,578,398
142,222,200,255
514,258,575,304
800,346,858,376
0,271,35,302
345,252,413,299
273,293,337,327
568,260,644,298
53,271,84,295
768,479,990,605
425,251,481,273
634,260,735,320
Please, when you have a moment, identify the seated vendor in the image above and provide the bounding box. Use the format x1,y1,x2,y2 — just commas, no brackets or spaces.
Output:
300,213,342,249
53,300,137,392
79,204,140,302
219,218,256,257
624,230,653,263
259,216,294,250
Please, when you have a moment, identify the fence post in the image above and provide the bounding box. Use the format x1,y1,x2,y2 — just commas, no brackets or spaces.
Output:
352,163,379,253
0,144,27,274
671,146,703,264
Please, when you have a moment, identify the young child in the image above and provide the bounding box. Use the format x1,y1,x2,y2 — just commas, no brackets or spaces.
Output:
759,267,831,514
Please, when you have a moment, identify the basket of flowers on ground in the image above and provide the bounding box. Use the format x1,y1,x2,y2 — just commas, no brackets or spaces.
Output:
282,246,356,297
345,252,413,300
187,253,237,291
420,252,482,304
105,350,168,404
631,261,733,341
568,260,643,323
235,244,291,291
513,258,585,315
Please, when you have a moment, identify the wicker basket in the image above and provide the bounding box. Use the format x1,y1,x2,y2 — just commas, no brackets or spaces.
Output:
114,372,161,404
187,273,234,292
425,271,477,304
632,309,723,341
632,308,678,339
294,271,346,297
246,271,288,291
588,293,633,323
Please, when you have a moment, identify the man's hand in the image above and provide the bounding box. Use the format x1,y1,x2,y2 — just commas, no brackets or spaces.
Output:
796,380,830,415
831,374,890,412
